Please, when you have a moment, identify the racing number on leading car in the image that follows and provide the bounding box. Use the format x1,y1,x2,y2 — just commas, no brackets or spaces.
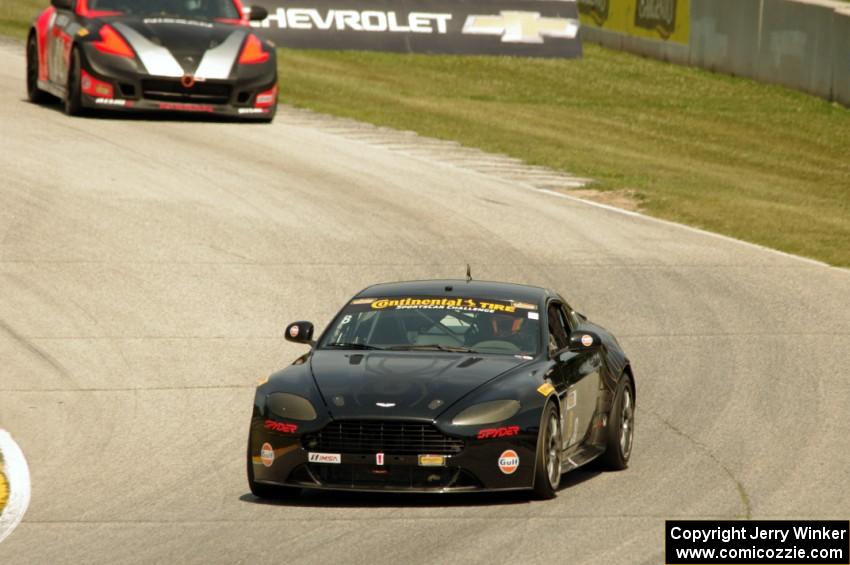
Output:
546,301,601,449
560,303,601,448
545,301,572,446
47,6,73,85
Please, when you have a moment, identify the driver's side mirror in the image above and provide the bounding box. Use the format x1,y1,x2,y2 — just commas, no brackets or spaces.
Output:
568,330,601,352
246,5,269,21
285,321,315,345
51,0,73,10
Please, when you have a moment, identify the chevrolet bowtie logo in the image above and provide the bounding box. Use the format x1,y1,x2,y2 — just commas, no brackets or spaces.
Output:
462,11,579,44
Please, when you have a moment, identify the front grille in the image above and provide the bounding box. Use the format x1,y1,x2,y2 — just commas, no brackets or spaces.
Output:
306,464,481,490
302,421,464,455
141,79,232,105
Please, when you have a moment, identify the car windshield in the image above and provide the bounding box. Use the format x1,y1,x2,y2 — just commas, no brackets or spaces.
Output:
320,296,541,356
90,0,241,19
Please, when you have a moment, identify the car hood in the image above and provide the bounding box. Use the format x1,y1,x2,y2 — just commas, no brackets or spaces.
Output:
107,17,248,78
309,350,529,421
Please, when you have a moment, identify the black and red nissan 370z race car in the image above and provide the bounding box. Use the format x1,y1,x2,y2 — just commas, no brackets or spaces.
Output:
248,280,636,499
26,0,278,121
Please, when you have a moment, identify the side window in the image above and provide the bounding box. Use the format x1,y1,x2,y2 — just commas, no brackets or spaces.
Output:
547,302,569,356
559,304,574,333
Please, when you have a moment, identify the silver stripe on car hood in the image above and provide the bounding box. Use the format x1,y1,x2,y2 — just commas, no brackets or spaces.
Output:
113,22,184,78
194,30,246,80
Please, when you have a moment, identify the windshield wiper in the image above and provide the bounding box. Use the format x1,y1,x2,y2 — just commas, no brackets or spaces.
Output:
326,342,384,350
387,344,478,353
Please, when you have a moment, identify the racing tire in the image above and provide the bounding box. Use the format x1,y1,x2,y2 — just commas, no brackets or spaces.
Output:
64,47,84,116
600,376,634,470
246,441,300,499
26,34,50,104
532,401,562,499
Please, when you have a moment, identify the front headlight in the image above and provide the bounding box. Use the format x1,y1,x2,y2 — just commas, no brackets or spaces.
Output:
266,393,317,421
451,400,521,426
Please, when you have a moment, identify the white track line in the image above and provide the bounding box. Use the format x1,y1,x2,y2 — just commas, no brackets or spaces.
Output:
535,189,839,270
0,430,31,544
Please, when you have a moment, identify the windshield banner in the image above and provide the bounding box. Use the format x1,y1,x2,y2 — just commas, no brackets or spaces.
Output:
350,297,538,313
250,0,582,58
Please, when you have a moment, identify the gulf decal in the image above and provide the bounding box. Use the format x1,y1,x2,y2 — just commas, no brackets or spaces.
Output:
498,450,520,475
260,442,275,467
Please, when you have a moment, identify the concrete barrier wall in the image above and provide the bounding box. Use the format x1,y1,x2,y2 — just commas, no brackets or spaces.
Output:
832,7,850,105
582,0,850,106
580,26,690,64
689,0,761,78
620,30,691,65
757,0,836,98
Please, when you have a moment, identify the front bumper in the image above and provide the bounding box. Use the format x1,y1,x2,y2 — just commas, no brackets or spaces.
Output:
250,418,540,493
82,93,276,119
80,44,277,119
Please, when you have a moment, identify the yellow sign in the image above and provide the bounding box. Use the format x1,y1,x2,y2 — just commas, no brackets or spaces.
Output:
578,0,690,45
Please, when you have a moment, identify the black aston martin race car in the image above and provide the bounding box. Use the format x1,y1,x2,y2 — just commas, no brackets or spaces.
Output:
248,280,636,499
26,0,278,121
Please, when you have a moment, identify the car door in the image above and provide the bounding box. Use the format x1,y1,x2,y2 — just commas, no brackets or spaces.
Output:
544,301,573,449
556,303,602,449
47,0,77,87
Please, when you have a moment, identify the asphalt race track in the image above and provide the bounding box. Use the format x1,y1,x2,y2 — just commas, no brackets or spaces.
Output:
1,42,849,565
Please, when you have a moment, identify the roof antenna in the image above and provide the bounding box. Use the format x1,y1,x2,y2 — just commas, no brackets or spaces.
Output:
466,264,472,282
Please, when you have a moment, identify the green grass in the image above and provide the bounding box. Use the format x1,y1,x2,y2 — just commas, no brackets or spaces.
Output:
0,0,42,39
278,47,850,266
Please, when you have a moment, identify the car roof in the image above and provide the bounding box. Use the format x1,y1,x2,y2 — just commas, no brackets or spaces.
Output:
355,279,558,304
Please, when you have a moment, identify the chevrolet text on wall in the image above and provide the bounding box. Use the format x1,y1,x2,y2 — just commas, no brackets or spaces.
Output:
249,1,583,58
